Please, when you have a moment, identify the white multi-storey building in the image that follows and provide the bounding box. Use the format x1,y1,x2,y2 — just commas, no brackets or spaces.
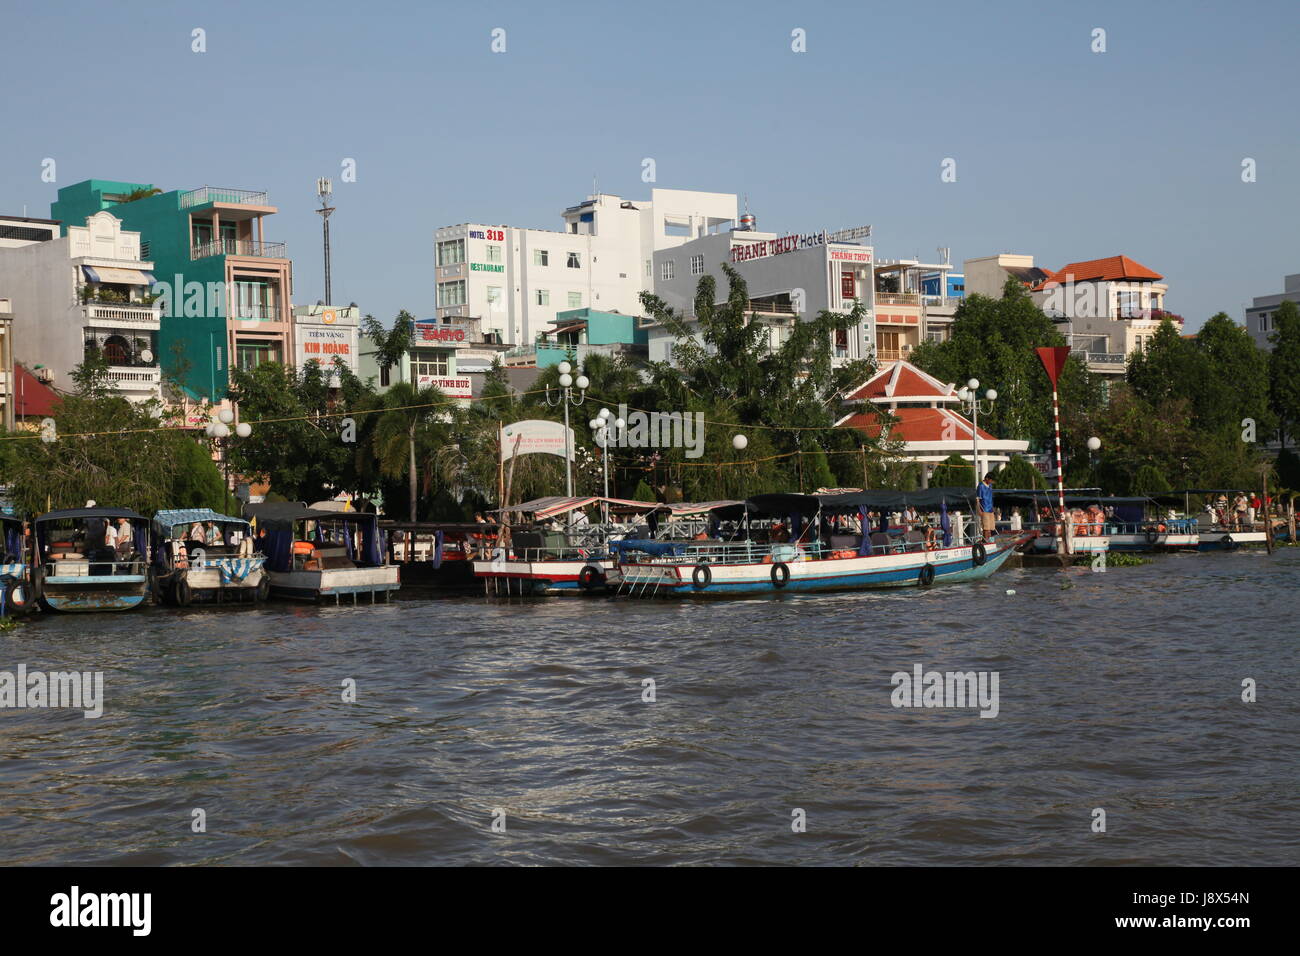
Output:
433,189,738,347
1245,273,1300,351
647,224,876,365
0,211,162,401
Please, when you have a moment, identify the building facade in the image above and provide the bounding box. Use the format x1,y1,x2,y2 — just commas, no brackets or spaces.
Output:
0,297,13,429
1244,273,1300,350
358,316,509,407
504,307,648,368
52,180,293,401
647,226,876,365
0,211,162,401
433,189,738,348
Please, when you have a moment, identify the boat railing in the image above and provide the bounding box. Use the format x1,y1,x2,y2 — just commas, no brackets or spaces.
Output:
616,535,969,565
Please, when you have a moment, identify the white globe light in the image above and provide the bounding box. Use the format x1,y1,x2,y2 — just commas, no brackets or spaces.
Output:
204,423,216,437
957,388,970,402
1087,436,1102,451
218,408,235,424
967,378,980,390
599,408,612,420
614,418,625,430
559,373,573,387
732,434,748,450
212,423,230,439
985,388,998,401
589,419,601,430
235,422,252,438
575,375,589,390
558,361,572,375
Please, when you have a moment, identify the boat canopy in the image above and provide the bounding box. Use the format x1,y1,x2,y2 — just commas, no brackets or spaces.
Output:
244,502,384,569
153,508,249,536
995,491,1150,507
499,496,663,520
36,507,147,524
816,487,977,512
743,493,824,516
244,502,380,531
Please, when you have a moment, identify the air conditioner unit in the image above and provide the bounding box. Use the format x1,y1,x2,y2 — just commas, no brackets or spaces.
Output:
36,368,54,383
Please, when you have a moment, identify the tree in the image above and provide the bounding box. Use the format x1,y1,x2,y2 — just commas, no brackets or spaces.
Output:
998,455,1046,490
1268,300,1300,449
361,310,416,386
371,381,449,520
1132,464,1172,496
930,453,975,488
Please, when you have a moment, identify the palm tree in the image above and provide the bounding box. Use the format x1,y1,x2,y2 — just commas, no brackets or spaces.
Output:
361,310,416,386
372,381,447,519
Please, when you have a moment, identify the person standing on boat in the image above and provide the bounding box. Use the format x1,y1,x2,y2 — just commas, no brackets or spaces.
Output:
976,474,997,542
189,522,206,544
1234,494,1249,531
115,517,133,555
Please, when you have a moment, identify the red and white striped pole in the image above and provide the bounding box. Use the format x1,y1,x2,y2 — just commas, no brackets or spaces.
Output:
1037,347,1072,555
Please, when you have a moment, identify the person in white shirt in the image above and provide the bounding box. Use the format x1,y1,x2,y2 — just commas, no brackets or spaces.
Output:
103,522,118,551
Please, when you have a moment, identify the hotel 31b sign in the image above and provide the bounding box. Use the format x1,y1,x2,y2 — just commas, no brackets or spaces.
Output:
731,231,826,263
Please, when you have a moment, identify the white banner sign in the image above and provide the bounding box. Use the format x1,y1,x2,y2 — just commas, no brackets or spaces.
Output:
501,419,573,461
417,375,472,398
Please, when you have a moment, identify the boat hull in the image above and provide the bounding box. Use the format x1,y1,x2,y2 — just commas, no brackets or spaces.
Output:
1197,531,1267,551
472,557,614,595
615,539,1018,597
38,573,149,612
266,566,400,603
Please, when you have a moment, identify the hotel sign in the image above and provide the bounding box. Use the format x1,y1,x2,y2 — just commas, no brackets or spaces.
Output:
731,231,826,263
830,248,873,263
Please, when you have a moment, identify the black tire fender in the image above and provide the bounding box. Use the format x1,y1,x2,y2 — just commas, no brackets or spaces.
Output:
578,564,605,590
174,576,193,607
770,562,790,588
918,563,936,587
692,563,712,589
1221,534,1237,551
972,542,987,567
255,573,271,602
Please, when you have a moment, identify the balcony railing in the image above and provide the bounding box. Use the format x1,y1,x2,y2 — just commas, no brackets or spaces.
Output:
231,305,282,322
1071,348,1127,366
875,347,914,362
86,303,161,325
746,299,796,314
191,239,286,260
875,292,921,305
104,367,162,387
180,186,268,208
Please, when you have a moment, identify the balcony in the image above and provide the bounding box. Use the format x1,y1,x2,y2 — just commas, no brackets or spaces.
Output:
230,304,283,323
104,367,162,390
180,186,269,209
191,238,286,260
85,302,161,328
876,292,921,306
875,346,915,363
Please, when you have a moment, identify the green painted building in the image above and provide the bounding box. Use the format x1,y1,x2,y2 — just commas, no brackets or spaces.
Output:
52,180,293,400
531,308,649,367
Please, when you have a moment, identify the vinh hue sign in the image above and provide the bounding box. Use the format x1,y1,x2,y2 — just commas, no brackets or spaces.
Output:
417,375,472,398
501,420,574,461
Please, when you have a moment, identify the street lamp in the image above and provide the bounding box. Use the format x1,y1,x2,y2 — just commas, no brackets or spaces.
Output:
545,360,588,496
591,413,626,518
206,411,251,514
955,378,998,480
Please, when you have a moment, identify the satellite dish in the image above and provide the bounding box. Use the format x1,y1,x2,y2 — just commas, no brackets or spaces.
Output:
140,349,154,363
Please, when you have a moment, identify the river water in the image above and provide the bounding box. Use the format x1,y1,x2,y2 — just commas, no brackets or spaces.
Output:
2,548,1297,866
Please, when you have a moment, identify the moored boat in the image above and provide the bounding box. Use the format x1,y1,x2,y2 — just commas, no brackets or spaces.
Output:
245,503,399,603
0,513,36,616
31,507,152,612
613,489,1025,597
152,508,269,606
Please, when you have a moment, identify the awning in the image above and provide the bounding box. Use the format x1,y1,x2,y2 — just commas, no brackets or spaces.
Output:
82,265,153,285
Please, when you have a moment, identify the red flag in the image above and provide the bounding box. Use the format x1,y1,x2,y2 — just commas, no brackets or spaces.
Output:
1036,346,1071,387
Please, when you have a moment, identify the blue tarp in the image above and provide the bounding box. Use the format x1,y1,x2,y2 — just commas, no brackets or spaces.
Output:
609,539,687,558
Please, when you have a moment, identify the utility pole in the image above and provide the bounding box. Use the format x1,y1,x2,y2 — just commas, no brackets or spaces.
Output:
316,178,335,305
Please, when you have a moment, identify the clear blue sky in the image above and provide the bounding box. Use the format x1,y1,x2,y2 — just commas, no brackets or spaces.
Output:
3,0,1297,331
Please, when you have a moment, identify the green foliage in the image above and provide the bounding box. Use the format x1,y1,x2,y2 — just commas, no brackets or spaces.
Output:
1269,300,1300,447
631,478,656,502
997,455,1046,489
930,453,975,488
1132,463,1172,495
361,310,415,383
2,394,225,514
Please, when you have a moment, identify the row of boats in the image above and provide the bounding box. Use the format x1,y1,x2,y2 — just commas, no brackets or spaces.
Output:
460,487,1288,598
0,503,398,615
1,486,1282,613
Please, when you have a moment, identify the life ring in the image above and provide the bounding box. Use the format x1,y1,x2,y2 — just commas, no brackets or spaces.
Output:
578,564,605,590
692,563,712,589
972,542,987,567
174,577,193,607
1146,527,1159,545
918,563,936,586
770,562,790,588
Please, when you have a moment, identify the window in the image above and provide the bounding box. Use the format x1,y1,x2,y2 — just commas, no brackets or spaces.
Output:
534,249,549,267
236,341,280,371
566,252,581,269
216,346,223,371
437,280,467,307
841,271,856,300
233,280,276,320
535,289,550,306
380,365,391,387
487,286,503,308
411,349,449,379
690,254,704,275
485,244,502,263
661,260,675,281
437,239,465,266
568,292,582,308
645,259,652,277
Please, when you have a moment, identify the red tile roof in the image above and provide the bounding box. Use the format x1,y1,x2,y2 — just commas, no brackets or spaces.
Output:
843,361,957,403
1035,255,1163,290
838,406,996,443
13,364,60,417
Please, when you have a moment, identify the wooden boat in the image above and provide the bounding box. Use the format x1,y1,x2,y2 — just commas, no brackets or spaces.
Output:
152,508,269,606
471,496,666,595
381,521,494,592
244,503,399,603
0,513,36,616
31,507,152,612
612,490,1025,597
